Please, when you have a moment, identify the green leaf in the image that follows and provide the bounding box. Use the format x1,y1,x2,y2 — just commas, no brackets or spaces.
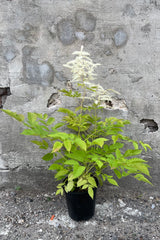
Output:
140,141,152,151
56,188,63,196
107,176,119,186
55,169,69,179
42,153,53,161
43,113,48,120
72,165,85,179
52,122,65,129
28,112,37,123
64,140,72,152
41,140,49,149
1,109,25,122
112,135,119,144
116,149,122,159
77,179,87,187
92,138,108,147
82,184,89,189
52,141,63,152
48,132,68,140
95,159,103,168
114,169,122,179
48,163,63,171
88,187,94,199
47,117,55,125
64,160,79,166
134,174,152,185
21,129,38,136
132,141,139,149
31,140,43,146
127,158,147,164
58,108,76,116
88,177,97,188
65,181,74,192
65,151,87,162
134,164,150,176
75,138,87,151
124,149,142,157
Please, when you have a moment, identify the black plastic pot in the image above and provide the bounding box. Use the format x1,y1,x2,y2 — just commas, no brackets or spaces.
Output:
65,187,97,221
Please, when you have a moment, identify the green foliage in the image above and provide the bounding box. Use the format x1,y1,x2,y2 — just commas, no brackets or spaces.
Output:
1,47,152,199
1,106,152,199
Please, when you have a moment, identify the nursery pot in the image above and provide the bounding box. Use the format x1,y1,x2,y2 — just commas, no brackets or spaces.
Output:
65,184,98,221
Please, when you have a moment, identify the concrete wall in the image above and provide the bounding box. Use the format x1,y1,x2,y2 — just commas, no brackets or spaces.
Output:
0,0,160,191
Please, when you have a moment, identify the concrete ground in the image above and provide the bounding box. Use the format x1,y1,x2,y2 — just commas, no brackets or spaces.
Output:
0,178,160,240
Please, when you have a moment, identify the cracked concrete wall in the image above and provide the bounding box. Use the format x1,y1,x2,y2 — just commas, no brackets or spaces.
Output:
0,0,160,190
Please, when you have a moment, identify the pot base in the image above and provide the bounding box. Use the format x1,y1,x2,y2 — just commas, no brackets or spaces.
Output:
65,189,97,221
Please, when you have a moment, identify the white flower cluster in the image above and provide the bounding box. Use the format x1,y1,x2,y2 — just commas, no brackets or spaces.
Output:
63,46,100,83
64,46,117,105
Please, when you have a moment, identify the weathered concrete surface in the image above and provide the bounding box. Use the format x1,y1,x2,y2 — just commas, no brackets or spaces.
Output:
0,0,160,191
1,184,160,240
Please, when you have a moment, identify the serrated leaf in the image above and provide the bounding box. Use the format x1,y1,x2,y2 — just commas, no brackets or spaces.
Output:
56,188,63,196
43,113,48,120
116,149,122,159
42,140,49,149
52,141,63,152
114,169,122,179
135,164,150,176
28,112,37,123
88,187,94,199
102,174,106,181
107,177,119,186
48,163,63,171
31,140,43,146
124,149,142,157
21,129,37,136
88,177,97,188
42,153,53,161
2,109,25,122
77,179,87,187
64,140,72,152
52,122,65,129
65,181,74,192
55,169,69,179
92,138,108,147
75,138,87,151
82,184,88,189
132,141,138,149
58,108,76,116
64,160,79,166
47,117,55,125
95,159,103,168
134,174,152,185
48,132,68,140
140,141,152,151
112,135,119,144
72,165,85,179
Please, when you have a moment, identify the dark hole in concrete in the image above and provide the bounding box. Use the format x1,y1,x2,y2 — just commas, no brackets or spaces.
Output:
140,119,158,132
47,93,60,108
0,87,11,108
105,100,113,107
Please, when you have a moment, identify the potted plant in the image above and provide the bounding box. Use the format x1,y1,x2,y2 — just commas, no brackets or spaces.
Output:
2,46,152,221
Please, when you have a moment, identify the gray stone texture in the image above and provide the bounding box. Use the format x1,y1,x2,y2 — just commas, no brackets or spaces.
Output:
0,0,160,192
123,4,136,17
114,29,128,47
75,9,96,32
57,19,76,45
22,46,54,86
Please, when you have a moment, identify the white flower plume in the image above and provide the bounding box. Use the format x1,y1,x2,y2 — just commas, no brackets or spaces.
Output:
63,46,119,105
63,46,100,83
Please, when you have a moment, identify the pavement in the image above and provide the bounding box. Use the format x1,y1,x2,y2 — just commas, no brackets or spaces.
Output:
0,182,160,240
